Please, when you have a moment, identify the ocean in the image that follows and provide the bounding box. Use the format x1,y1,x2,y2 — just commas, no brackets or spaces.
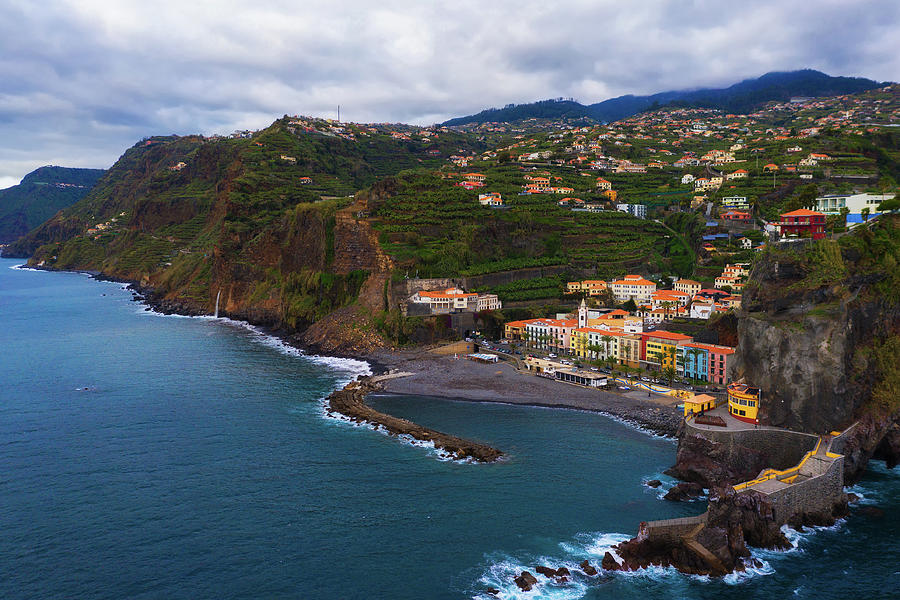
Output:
1,257,897,599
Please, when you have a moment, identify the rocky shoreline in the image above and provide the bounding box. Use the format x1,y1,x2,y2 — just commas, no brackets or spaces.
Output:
326,377,504,462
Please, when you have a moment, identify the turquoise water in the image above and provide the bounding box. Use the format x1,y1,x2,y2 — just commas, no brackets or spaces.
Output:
1,257,897,599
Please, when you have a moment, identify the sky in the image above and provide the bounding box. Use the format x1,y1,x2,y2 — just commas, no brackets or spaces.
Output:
0,0,898,188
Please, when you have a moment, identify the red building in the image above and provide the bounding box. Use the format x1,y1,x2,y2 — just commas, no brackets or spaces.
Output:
721,210,751,222
779,209,826,240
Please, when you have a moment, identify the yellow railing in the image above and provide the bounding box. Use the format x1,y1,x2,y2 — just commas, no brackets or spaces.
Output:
733,437,822,491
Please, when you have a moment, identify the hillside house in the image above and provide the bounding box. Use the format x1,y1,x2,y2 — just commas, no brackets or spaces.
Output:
779,209,826,240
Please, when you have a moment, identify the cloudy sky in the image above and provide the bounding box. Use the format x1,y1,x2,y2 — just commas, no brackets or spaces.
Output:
1,0,897,187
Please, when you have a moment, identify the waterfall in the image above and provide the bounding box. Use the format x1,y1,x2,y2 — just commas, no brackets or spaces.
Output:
214,289,221,319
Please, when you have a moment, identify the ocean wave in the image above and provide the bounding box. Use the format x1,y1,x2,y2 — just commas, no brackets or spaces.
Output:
138,308,371,382
472,526,788,598
8,263,42,271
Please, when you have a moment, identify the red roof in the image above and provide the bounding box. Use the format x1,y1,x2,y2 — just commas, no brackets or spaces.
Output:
780,209,824,217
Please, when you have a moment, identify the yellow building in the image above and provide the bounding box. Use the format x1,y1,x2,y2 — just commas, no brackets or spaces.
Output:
727,382,760,423
683,394,717,417
643,331,692,371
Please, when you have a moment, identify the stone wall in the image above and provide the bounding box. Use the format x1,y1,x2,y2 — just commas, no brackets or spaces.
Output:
403,278,458,297
757,455,844,525
685,422,819,471
641,512,708,544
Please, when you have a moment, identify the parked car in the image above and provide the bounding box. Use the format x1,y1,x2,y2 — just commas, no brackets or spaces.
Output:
641,377,651,382
548,353,557,358
618,386,631,391
590,367,599,372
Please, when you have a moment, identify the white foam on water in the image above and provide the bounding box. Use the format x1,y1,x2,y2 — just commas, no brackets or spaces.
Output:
318,399,483,464
8,263,40,271
598,411,677,442
474,524,788,599
472,557,591,600
137,308,371,384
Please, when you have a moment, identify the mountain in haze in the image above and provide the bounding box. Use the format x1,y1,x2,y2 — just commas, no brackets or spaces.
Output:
443,70,888,126
0,166,106,243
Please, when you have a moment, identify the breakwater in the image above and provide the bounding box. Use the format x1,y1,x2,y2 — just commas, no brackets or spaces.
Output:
326,376,504,462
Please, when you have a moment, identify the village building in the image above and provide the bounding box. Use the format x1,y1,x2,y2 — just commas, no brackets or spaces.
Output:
779,209,826,240
609,275,657,304
673,279,702,297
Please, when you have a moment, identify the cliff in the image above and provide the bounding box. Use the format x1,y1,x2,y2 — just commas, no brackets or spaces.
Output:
2,121,485,354
716,216,900,483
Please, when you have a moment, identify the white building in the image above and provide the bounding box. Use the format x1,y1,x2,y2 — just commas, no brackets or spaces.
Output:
410,288,501,313
690,301,715,320
616,203,647,219
815,193,890,224
721,196,750,210
609,275,657,304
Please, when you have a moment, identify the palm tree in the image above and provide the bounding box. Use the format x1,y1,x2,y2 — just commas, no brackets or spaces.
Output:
586,343,602,360
861,207,870,223
686,347,705,382
600,335,614,361
840,206,850,229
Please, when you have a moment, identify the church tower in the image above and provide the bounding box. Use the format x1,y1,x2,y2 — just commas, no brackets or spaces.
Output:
578,298,588,328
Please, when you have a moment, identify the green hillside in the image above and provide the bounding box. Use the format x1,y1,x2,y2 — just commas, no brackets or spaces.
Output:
0,166,105,243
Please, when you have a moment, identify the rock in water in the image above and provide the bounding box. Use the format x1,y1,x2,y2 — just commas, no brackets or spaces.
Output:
534,566,556,578
514,571,538,592
646,479,662,488
580,559,599,576
601,552,620,571
663,481,704,501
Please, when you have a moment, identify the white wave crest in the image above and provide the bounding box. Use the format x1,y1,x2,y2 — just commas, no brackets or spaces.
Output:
138,308,371,384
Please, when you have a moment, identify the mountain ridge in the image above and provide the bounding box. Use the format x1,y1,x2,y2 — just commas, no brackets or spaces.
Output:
442,70,888,126
0,166,106,243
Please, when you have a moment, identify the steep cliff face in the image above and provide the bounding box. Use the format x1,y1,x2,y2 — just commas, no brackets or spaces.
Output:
731,216,900,481
5,123,462,354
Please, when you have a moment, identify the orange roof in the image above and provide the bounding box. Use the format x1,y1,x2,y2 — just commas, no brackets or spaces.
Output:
653,290,689,298
643,330,693,341
505,320,530,327
611,277,655,286
418,291,477,299
684,342,736,354
780,209,824,217
597,309,630,318
676,279,700,286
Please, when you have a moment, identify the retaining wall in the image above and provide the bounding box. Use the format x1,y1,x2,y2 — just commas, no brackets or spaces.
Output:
763,456,845,524
685,422,818,471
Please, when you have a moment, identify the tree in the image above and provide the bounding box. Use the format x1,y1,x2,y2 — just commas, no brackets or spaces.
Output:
861,207,871,223
663,366,677,383
840,206,850,229
600,335,614,360
586,343,602,360
877,194,899,213
622,299,638,312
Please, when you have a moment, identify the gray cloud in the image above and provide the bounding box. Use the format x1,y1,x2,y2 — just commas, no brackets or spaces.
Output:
0,0,897,185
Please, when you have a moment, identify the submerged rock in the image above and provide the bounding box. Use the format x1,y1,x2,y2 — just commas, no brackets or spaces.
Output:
646,479,662,488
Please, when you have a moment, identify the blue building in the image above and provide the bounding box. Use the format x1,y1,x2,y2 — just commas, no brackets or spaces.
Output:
677,344,709,381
